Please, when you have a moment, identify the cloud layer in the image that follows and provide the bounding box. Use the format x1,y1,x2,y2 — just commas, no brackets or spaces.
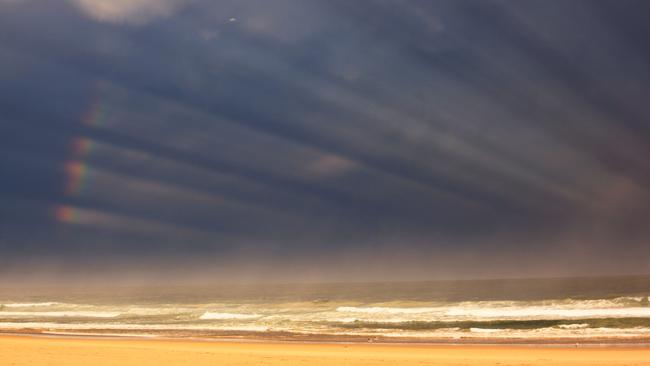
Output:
69,0,189,24
1,0,649,283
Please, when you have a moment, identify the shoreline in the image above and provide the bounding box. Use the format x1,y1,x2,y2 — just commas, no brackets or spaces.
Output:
3,329,650,348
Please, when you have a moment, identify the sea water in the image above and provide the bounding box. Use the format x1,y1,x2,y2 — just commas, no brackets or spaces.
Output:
1,276,649,342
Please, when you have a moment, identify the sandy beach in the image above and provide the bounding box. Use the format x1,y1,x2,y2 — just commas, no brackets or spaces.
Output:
1,335,649,366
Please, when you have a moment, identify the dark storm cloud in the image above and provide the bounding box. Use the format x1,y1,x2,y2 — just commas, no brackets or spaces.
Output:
1,0,649,282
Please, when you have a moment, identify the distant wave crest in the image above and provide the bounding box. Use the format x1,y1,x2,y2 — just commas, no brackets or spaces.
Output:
0,311,120,318
2,302,62,308
336,306,440,314
199,312,261,320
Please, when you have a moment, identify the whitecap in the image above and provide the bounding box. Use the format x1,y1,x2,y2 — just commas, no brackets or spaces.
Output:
558,323,590,329
336,306,439,314
199,312,261,320
0,311,120,318
445,306,650,319
2,302,62,308
469,328,502,333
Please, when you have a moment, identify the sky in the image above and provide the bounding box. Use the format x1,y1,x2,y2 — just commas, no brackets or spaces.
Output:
1,0,649,284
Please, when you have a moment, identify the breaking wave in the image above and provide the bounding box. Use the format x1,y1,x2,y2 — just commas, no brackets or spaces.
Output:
1,286,648,341
336,306,440,314
199,312,261,320
1,302,62,308
0,311,120,318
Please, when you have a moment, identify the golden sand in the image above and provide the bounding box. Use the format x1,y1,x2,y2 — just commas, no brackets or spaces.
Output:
1,335,649,366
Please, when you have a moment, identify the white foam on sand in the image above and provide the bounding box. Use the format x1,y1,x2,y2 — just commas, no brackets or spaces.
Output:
0,322,270,332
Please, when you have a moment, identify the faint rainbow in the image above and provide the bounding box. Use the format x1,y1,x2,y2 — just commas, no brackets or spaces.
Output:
56,80,108,223
82,80,110,128
57,140,95,219
65,136,96,196
64,157,93,196
63,79,108,196
54,204,79,224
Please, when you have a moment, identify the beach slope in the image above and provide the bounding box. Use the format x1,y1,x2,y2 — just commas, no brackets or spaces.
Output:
1,335,650,366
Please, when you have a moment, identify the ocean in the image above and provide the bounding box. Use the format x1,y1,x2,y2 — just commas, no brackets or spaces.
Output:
1,276,649,343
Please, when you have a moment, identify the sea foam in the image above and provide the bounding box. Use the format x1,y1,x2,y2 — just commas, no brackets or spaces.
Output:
336,298,650,321
2,302,61,308
0,311,120,318
199,312,261,320
444,306,650,319
336,306,440,314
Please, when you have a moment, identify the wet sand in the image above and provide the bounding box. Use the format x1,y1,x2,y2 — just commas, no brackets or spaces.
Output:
2,335,650,366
